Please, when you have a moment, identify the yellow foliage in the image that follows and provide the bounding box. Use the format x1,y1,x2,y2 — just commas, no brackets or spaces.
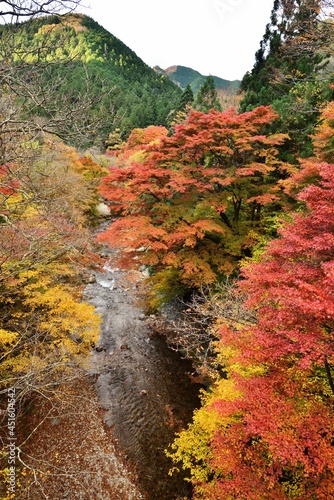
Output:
145,267,187,311
0,108,103,495
167,378,241,483
0,137,101,398
218,328,269,379
6,267,100,357
0,329,18,345
1,268,100,392
127,149,147,164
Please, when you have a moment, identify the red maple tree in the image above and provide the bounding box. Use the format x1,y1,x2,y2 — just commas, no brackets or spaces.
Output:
99,107,289,302
198,160,334,499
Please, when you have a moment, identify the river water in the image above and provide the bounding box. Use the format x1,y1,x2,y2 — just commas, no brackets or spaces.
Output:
84,243,202,500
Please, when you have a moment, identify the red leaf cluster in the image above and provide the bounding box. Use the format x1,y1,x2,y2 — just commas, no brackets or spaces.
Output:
99,107,289,291
202,162,334,499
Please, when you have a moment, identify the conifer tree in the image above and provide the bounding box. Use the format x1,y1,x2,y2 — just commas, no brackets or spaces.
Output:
240,0,329,111
239,0,334,158
177,83,194,112
194,76,222,113
167,83,195,128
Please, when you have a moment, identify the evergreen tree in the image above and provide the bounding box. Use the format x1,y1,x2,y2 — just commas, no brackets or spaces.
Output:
105,128,125,152
177,83,194,112
166,83,195,129
0,14,182,149
239,0,334,158
240,0,328,111
194,76,222,113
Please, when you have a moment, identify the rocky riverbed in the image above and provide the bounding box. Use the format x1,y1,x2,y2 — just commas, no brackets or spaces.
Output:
84,244,202,500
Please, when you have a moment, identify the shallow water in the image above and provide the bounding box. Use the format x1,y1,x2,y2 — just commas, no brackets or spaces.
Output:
85,247,201,499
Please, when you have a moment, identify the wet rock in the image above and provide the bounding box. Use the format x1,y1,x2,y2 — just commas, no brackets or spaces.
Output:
95,345,106,353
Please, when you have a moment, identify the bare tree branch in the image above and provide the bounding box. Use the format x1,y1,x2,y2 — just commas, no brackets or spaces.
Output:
0,0,83,21
148,280,256,379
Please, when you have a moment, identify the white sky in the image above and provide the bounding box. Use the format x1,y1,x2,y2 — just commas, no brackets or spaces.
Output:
80,0,274,81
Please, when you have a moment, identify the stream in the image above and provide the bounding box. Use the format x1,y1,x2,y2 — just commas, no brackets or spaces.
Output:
84,240,202,500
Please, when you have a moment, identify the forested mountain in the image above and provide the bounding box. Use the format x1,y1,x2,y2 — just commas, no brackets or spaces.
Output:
0,13,182,147
154,64,240,93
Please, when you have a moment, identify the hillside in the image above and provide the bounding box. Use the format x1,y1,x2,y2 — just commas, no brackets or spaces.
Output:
0,13,182,148
154,64,240,93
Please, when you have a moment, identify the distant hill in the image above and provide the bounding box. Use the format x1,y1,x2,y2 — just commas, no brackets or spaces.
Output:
154,65,240,94
0,14,182,147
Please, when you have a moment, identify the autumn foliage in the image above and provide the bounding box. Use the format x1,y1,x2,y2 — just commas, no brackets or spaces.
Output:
168,101,334,499
0,139,101,406
206,162,334,499
99,106,289,305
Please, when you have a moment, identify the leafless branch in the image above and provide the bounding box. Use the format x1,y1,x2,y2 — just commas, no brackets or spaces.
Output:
0,0,83,22
148,279,256,379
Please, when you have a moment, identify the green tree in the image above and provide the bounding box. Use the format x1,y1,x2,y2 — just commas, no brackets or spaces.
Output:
240,0,327,110
194,76,222,113
178,83,194,111
167,83,194,128
239,0,334,158
0,13,182,149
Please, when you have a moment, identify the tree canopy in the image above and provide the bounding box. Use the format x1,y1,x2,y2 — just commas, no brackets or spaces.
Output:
98,105,289,307
167,97,334,500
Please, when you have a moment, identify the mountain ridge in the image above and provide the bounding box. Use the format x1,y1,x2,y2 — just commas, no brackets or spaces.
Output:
154,64,240,93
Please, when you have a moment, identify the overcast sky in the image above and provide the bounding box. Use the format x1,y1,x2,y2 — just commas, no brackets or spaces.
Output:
79,0,274,81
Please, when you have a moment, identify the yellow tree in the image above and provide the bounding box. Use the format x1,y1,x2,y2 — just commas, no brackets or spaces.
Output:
0,137,101,496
